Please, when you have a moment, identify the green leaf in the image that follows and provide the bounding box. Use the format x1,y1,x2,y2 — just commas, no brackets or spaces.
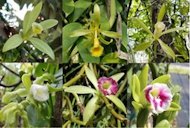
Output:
137,108,149,127
158,39,175,60
109,0,116,27
110,72,124,82
23,2,42,34
69,0,91,22
133,42,152,51
3,34,23,52
40,19,58,30
85,66,98,90
64,85,96,94
161,27,186,36
101,30,121,38
83,96,98,123
70,29,91,37
22,74,32,90
155,120,170,128
138,64,149,90
151,74,171,84
132,74,140,102
122,22,128,49
29,38,55,60
132,101,143,111
133,18,153,36
62,0,74,17
167,102,181,111
62,23,82,63
101,52,120,63
107,95,127,114
157,4,166,22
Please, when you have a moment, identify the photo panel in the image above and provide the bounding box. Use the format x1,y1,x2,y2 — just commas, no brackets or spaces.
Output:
0,63,189,127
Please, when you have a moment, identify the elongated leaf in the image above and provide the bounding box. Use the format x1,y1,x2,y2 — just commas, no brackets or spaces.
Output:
167,102,181,111
64,85,96,94
70,29,91,37
137,108,149,127
134,42,152,51
29,38,55,60
111,72,124,82
138,64,149,90
132,74,140,102
109,0,116,27
157,4,166,22
122,22,128,49
155,120,170,128
23,2,42,34
40,19,58,30
161,27,185,36
85,66,98,90
22,74,32,90
107,95,127,114
83,96,98,123
151,74,170,84
62,0,74,17
133,18,153,36
101,30,121,38
158,39,175,60
70,0,91,22
3,34,23,52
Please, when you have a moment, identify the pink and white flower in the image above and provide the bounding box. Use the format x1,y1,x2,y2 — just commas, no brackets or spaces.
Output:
144,83,172,114
98,77,118,95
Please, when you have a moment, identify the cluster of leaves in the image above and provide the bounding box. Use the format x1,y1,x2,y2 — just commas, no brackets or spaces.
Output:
0,0,62,62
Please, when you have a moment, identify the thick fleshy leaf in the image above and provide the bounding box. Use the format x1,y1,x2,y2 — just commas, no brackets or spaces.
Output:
133,18,153,36
151,74,170,84
158,39,175,60
62,23,82,63
167,102,181,111
101,30,121,38
137,108,149,127
62,0,74,17
122,22,128,49
70,29,91,37
155,120,170,128
134,42,152,51
64,85,96,94
161,27,185,36
107,95,127,114
132,74,140,102
109,0,116,27
29,38,55,60
23,2,42,34
111,72,124,82
83,96,98,123
85,66,98,90
22,74,32,90
157,4,166,22
40,19,58,30
138,64,149,90
3,34,23,52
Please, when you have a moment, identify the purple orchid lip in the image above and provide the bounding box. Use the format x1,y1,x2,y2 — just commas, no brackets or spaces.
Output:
144,83,172,114
98,77,118,96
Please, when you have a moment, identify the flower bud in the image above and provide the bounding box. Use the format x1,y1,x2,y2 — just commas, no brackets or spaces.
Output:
32,22,43,35
30,84,49,102
154,22,165,32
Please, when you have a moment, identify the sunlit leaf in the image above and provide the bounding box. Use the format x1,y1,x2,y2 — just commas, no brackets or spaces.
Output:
29,38,55,60
3,34,23,52
138,64,149,90
64,85,96,94
83,96,98,123
110,72,124,82
107,95,127,114
151,74,171,84
40,19,58,30
155,120,170,128
132,101,143,111
70,29,91,37
161,27,186,36
101,52,120,63
85,65,98,90
132,74,140,102
133,42,152,51
157,4,166,22
101,30,121,38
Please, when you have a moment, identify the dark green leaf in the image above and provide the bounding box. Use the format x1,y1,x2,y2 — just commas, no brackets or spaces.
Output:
62,0,74,17
101,52,120,63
